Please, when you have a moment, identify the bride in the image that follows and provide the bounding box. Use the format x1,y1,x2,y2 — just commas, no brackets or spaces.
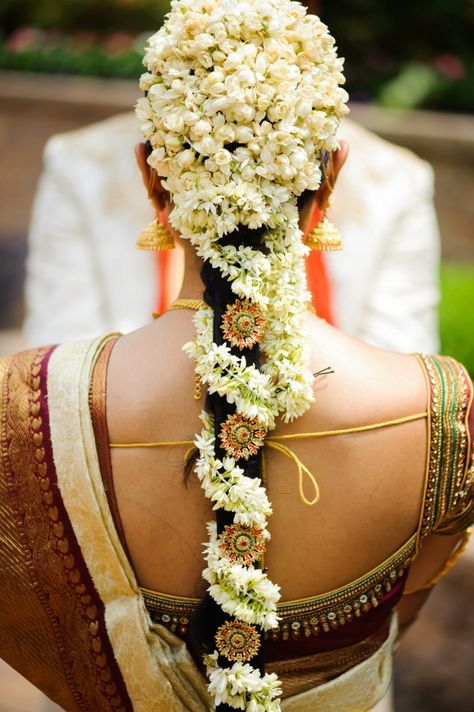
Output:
0,1,471,710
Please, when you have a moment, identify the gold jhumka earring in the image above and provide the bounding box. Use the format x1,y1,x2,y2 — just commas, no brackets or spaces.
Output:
136,220,176,251
306,216,343,252
306,154,343,252
136,168,175,251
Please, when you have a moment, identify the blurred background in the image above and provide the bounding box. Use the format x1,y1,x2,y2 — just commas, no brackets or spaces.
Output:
0,1,473,710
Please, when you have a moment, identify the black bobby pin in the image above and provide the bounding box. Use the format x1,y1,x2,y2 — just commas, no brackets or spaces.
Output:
313,366,335,378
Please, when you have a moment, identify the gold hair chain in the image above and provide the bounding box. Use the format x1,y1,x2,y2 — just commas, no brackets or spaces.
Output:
153,299,207,399
170,299,208,311
172,300,207,399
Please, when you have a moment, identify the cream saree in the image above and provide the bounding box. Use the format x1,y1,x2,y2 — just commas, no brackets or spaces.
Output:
0,337,396,711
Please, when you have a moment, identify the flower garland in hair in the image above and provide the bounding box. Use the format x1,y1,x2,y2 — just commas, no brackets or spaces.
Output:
137,0,348,708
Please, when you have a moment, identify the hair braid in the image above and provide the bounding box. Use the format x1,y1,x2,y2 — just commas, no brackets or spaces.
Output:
189,229,267,703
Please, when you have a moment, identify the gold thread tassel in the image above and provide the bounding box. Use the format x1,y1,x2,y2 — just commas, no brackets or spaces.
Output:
136,220,175,250
306,217,343,251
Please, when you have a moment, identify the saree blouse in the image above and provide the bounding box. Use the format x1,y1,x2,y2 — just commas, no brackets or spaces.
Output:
0,336,472,711
96,340,474,695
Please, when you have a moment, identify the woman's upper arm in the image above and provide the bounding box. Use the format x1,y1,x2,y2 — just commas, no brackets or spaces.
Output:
396,360,474,632
397,529,470,630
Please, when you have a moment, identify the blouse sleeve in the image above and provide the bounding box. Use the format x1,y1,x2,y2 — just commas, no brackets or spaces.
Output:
434,385,474,536
416,355,474,549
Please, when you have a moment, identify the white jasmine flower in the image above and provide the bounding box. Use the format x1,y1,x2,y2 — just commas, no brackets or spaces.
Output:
214,149,232,166
206,655,282,710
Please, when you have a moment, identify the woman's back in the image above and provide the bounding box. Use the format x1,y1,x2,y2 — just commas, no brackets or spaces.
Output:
106,312,429,601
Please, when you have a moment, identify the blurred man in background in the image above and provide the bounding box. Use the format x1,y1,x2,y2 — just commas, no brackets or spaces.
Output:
24,116,440,350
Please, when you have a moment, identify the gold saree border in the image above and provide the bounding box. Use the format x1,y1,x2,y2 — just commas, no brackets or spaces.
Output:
268,618,391,699
47,337,211,712
88,335,131,560
415,355,473,549
3,345,133,711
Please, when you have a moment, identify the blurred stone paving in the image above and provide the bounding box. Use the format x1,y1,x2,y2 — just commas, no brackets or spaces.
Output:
0,659,61,712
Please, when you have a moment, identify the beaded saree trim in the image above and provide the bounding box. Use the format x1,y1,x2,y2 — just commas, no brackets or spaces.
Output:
416,355,473,545
140,534,415,641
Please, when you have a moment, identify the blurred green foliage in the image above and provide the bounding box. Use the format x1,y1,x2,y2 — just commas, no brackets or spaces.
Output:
0,0,168,34
0,0,473,112
324,0,474,112
440,263,474,376
0,41,144,79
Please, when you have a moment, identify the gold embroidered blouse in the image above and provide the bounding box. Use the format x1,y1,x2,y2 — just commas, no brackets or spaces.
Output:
102,352,474,648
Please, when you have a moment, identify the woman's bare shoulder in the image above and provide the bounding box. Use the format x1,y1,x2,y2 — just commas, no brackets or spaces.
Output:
304,316,427,429
106,316,201,444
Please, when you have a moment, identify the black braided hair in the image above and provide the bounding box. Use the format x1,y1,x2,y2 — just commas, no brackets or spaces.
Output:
188,226,267,708
187,191,315,709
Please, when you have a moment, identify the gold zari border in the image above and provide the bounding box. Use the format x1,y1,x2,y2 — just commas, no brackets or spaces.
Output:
416,355,473,544
0,347,130,711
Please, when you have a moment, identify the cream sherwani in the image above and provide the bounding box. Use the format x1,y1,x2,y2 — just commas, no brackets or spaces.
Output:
24,113,440,352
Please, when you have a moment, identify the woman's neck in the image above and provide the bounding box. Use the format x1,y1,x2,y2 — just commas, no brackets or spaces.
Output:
174,239,206,301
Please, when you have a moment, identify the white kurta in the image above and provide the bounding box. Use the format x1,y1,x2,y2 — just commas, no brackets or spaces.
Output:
24,113,440,352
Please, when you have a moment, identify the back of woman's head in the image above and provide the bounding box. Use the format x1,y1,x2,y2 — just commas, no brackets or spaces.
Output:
136,1,348,708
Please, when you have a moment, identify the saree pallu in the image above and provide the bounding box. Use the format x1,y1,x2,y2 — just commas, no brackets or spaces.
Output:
0,337,397,711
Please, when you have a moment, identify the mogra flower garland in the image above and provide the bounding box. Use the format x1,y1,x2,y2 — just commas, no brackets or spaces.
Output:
137,0,348,708
184,222,311,709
